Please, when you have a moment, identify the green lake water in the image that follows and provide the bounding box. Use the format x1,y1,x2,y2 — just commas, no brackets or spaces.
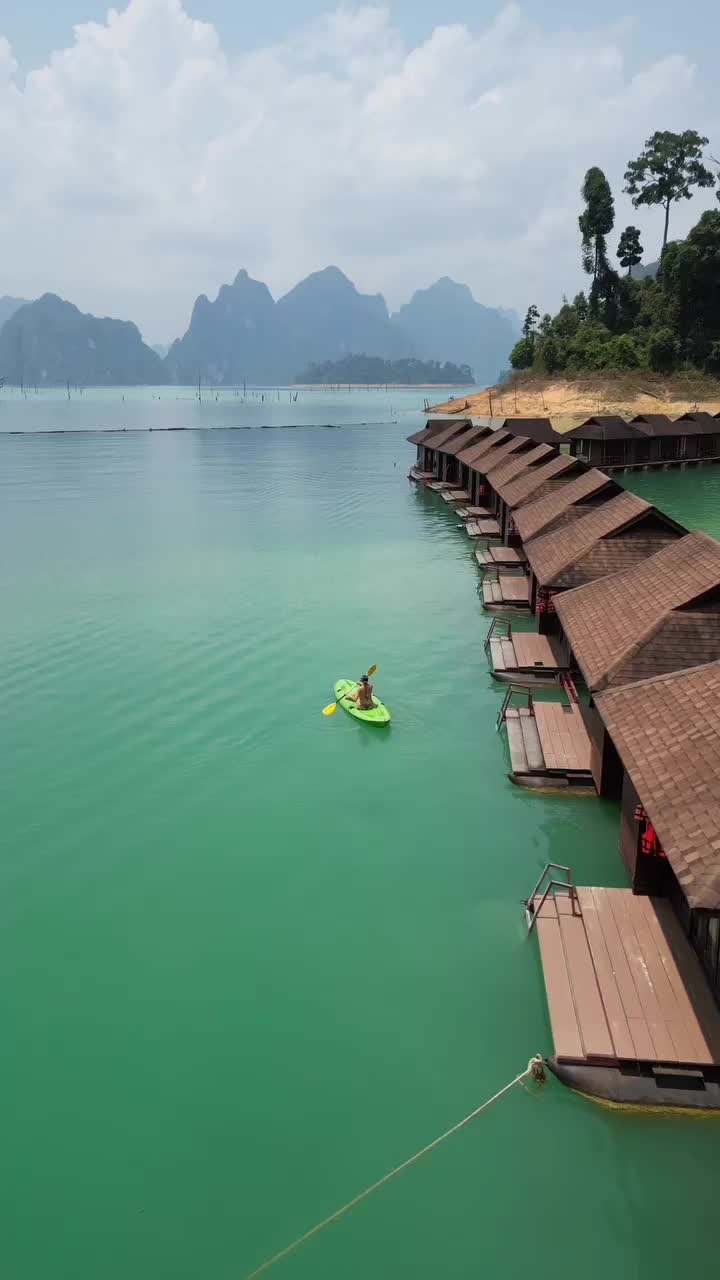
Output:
1,393,718,1279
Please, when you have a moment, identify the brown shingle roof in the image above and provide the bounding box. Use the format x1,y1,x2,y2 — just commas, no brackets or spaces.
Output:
440,424,490,456
457,429,509,466
569,416,647,442
418,421,474,451
554,531,720,690
499,418,565,444
525,491,651,585
595,662,720,909
552,531,678,591
467,433,529,474
406,418,465,446
496,453,579,507
486,442,555,486
631,413,716,437
514,468,615,542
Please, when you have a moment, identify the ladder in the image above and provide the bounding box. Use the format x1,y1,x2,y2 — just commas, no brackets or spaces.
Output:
496,682,534,731
484,616,511,653
523,863,580,934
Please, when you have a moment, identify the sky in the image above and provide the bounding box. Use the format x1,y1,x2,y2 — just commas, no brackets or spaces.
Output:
1,0,718,343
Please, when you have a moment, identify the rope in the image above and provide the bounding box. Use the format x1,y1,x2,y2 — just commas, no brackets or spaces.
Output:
245,1056,544,1280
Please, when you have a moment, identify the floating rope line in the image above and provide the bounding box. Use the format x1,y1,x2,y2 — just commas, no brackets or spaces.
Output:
245,1055,545,1279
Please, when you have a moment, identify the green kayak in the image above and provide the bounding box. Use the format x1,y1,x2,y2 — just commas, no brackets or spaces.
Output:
335,679,391,725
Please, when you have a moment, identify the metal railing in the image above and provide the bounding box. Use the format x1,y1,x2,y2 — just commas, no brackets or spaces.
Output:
483,616,511,653
523,863,580,934
496,682,534,730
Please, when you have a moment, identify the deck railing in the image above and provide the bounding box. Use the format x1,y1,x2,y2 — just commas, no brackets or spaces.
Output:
496,682,534,730
483,616,511,653
560,672,580,704
523,862,580,933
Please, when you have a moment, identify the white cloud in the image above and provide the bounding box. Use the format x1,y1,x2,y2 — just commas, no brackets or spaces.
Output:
0,0,716,340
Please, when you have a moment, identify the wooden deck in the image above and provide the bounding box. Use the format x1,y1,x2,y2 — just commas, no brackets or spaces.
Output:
441,488,470,502
457,505,492,519
489,632,567,683
466,519,501,538
504,699,593,786
535,888,720,1066
476,545,527,569
426,480,452,491
535,701,592,772
409,467,433,482
482,575,531,609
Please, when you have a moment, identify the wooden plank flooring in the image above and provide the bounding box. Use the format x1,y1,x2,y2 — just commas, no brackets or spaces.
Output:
475,546,526,568
511,634,565,670
505,707,541,773
466,519,501,538
497,575,530,604
536,887,720,1065
534,702,591,772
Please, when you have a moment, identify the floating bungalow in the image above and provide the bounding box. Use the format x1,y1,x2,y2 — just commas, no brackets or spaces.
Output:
552,531,720,794
523,492,686,633
492,454,587,543
433,423,493,487
483,443,557,516
407,418,472,480
531,660,720,1112
595,662,720,1008
512,468,621,545
568,413,720,472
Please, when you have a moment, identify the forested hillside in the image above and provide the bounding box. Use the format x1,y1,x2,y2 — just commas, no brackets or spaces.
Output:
511,130,720,377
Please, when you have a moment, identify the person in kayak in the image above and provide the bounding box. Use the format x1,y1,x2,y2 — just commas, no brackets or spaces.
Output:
347,674,375,710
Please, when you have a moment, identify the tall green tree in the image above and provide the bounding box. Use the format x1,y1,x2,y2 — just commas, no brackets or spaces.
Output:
617,225,643,275
578,167,615,286
624,130,715,252
521,305,540,340
661,209,720,368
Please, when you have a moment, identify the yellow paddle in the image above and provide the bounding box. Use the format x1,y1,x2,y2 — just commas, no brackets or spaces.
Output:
323,664,377,716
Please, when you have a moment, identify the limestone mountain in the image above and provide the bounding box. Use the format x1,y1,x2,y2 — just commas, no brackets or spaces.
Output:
0,294,168,386
390,277,518,387
165,269,278,385
166,266,408,385
274,266,407,377
0,295,28,332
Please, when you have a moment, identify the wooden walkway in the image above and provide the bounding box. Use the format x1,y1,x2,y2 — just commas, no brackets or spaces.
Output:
535,888,720,1065
476,546,527,569
489,632,567,682
409,467,433,482
466,519,501,538
482,575,530,608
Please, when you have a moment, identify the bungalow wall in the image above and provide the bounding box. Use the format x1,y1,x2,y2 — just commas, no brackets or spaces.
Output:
571,431,720,470
610,770,720,1007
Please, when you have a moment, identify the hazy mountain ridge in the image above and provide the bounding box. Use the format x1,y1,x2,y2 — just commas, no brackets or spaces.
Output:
0,269,517,386
168,266,515,385
0,296,28,331
0,294,168,386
